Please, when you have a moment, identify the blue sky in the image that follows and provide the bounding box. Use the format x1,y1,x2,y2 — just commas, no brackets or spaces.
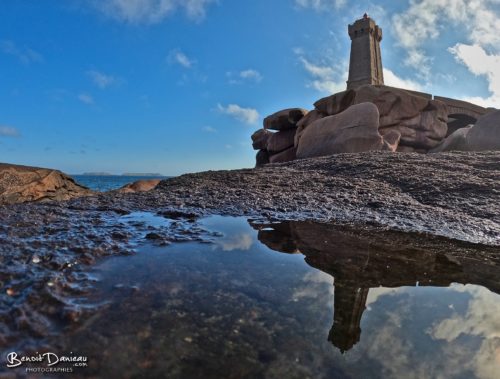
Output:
1,0,499,175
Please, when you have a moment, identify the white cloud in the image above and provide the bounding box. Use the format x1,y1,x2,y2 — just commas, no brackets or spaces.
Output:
91,0,217,24
78,93,94,105
215,233,253,251
239,69,262,82
298,56,347,94
87,70,118,89
297,50,423,94
449,43,500,108
430,284,500,379
202,126,217,133
217,103,260,125
295,0,347,10
383,68,423,92
0,40,43,65
392,0,500,81
227,69,263,84
168,49,194,68
0,126,20,137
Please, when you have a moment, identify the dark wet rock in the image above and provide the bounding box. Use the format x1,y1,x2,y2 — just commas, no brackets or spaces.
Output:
0,163,92,205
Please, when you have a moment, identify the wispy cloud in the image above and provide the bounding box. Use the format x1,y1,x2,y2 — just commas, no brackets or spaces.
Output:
168,49,194,68
0,126,21,138
217,103,260,125
0,40,43,65
78,93,95,105
227,69,263,84
297,49,422,94
87,70,119,89
202,126,217,133
91,0,217,24
297,55,347,94
294,0,347,11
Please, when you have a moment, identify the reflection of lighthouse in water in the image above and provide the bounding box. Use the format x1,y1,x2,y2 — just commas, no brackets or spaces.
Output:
328,281,369,353
251,219,499,355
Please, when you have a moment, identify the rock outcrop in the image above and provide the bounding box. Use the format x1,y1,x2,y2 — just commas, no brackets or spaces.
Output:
116,179,161,194
296,103,386,158
466,109,500,151
430,127,471,153
0,163,92,205
263,108,308,131
430,109,500,152
314,85,448,151
250,85,497,166
254,108,307,166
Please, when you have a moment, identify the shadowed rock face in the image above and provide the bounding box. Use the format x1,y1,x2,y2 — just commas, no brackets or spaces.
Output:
0,163,92,205
466,109,500,151
251,220,500,352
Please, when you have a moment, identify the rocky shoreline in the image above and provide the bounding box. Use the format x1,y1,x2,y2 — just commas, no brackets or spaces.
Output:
1,150,499,354
2,151,499,247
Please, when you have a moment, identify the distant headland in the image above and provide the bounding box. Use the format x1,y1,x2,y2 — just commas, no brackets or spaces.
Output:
81,172,164,177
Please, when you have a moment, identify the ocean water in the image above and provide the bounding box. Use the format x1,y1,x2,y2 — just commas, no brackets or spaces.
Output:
71,175,169,192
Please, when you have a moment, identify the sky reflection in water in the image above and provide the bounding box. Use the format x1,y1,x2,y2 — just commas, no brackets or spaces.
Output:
50,216,500,378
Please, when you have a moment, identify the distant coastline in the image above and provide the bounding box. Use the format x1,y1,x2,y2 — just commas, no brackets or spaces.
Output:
121,173,164,177
81,172,164,177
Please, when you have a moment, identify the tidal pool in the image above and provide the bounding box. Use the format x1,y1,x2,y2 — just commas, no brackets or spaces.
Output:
2,216,500,378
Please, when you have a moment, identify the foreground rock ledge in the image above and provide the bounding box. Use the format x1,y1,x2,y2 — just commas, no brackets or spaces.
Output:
1,152,499,246
151,151,499,246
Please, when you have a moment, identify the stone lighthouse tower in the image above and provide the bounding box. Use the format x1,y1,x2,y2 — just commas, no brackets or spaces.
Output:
346,14,384,90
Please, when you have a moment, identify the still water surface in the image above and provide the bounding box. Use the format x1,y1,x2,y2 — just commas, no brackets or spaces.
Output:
52,216,500,379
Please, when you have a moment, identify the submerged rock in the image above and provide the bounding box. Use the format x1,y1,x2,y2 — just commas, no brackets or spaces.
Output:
0,163,92,205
